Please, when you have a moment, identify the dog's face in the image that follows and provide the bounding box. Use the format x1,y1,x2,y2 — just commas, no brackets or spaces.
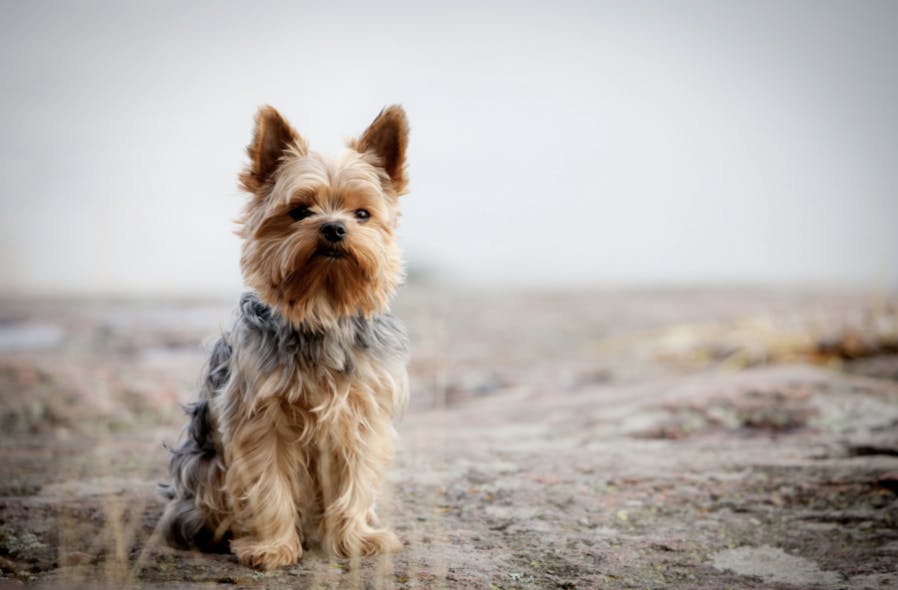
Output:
237,106,409,326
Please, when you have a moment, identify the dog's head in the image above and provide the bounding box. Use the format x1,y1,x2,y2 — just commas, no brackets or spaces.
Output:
237,105,409,327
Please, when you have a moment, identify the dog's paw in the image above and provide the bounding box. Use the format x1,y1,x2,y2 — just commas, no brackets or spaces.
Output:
360,529,402,556
332,528,402,558
232,536,302,570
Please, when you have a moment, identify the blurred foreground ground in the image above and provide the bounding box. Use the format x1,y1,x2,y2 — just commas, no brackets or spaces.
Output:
1,286,897,589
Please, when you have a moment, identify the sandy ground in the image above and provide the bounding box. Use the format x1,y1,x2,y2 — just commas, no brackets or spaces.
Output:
1,286,897,589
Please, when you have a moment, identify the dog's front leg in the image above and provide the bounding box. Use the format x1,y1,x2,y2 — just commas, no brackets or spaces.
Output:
317,391,402,558
222,398,304,570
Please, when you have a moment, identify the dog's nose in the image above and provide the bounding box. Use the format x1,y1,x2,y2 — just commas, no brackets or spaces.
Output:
319,221,346,243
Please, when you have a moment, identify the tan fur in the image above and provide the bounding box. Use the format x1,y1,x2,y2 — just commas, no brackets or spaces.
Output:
214,346,408,569
175,105,410,570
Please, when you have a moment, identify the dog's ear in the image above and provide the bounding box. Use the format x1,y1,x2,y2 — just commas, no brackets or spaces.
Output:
240,105,305,195
354,105,409,194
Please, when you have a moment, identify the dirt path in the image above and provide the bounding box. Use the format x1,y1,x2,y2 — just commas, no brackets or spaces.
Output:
1,289,896,588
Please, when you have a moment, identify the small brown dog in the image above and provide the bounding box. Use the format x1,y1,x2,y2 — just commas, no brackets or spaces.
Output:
159,105,410,569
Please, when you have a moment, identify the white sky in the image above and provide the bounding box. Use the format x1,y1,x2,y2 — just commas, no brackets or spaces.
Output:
2,0,897,295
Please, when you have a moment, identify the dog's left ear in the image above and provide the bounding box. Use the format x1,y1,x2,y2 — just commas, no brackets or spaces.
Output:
354,105,409,194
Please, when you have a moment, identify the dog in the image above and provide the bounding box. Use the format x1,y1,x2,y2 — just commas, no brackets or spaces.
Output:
159,105,410,570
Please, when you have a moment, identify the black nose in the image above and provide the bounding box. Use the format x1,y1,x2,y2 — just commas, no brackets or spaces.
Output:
319,221,346,243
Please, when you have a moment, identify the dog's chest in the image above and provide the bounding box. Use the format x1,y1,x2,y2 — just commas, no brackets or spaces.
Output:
232,292,409,409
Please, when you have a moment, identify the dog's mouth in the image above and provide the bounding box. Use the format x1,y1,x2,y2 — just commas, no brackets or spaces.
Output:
313,246,347,260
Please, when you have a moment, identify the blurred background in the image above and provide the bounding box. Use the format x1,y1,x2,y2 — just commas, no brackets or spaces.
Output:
2,2,898,588
1,0,897,295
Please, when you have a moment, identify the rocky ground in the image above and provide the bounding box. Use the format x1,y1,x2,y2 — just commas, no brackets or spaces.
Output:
1,286,897,589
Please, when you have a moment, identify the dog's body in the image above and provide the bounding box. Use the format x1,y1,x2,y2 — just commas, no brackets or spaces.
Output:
159,105,410,570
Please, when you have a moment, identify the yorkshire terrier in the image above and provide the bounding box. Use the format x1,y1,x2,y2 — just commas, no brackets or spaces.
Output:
159,105,410,570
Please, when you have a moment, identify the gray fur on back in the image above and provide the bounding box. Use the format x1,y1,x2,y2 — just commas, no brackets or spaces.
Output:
159,292,408,551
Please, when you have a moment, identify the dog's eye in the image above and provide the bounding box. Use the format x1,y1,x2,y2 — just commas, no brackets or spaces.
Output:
354,209,371,221
289,205,312,221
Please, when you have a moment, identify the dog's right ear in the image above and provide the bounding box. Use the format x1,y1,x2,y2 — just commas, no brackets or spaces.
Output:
240,106,306,195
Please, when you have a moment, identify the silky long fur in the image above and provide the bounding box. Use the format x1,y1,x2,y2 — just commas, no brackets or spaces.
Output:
160,105,411,570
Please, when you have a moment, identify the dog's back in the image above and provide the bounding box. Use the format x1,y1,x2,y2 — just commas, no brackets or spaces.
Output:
159,336,232,552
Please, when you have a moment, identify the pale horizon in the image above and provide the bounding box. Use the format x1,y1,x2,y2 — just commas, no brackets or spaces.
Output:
2,0,897,295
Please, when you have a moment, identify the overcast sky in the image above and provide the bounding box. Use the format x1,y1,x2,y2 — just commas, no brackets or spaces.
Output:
2,0,896,295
